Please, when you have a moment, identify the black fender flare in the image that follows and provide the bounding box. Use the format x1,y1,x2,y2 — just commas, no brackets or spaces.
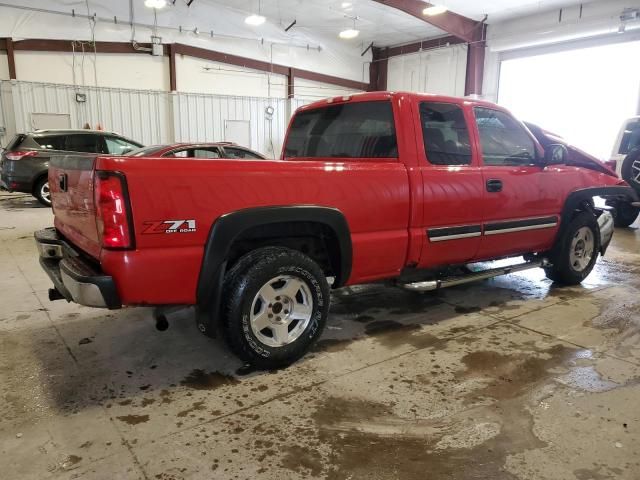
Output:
195,205,352,334
554,185,638,247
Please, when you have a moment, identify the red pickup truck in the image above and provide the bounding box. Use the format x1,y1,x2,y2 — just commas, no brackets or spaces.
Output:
36,92,636,368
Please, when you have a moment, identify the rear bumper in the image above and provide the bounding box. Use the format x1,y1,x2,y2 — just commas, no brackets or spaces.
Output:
0,174,32,192
35,228,121,309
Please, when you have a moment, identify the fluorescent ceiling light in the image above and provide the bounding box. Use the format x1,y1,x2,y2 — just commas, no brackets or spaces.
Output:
341,2,352,7
144,0,167,8
245,14,266,26
339,28,359,39
423,5,448,16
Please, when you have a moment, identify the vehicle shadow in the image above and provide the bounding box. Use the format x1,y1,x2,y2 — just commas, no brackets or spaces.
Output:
0,193,46,210
11,275,558,420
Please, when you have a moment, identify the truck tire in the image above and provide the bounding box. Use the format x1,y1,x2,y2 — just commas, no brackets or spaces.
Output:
621,148,640,191
222,247,330,369
544,211,600,285
34,177,52,207
613,201,640,228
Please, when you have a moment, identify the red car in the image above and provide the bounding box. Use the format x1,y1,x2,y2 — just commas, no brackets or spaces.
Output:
36,92,636,368
127,142,266,160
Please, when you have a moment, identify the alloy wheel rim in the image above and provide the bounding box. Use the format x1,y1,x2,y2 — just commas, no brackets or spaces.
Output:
41,182,51,204
569,226,594,272
249,275,314,348
632,159,640,184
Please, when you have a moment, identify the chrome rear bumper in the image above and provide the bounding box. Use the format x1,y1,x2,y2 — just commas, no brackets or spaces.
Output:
34,228,121,309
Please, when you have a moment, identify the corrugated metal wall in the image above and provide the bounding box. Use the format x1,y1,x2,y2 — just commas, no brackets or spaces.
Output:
0,80,322,156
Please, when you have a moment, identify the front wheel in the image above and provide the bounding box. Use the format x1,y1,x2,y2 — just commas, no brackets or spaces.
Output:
545,211,600,285
222,247,330,369
34,178,51,207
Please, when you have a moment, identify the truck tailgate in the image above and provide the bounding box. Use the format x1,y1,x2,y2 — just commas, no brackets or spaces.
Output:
49,154,101,259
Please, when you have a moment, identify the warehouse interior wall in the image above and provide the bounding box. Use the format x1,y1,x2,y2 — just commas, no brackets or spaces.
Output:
294,78,359,100
13,51,170,91
0,2,369,85
386,43,467,97
174,56,287,98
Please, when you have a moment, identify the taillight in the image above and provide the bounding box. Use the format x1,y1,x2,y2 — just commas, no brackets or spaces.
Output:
5,150,38,161
94,172,134,249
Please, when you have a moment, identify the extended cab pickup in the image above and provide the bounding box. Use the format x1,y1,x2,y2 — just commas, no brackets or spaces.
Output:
35,92,637,368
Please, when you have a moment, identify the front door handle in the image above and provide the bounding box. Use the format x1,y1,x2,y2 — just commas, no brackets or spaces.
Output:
486,179,502,193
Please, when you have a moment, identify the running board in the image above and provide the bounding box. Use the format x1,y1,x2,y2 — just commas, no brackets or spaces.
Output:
400,259,550,292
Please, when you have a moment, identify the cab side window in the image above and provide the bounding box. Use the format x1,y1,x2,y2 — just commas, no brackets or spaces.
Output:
420,102,472,165
474,108,536,166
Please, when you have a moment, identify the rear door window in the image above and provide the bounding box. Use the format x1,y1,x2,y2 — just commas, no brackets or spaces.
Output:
34,135,66,150
284,101,397,158
223,147,263,159
420,102,472,165
619,120,640,155
474,107,537,166
64,134,101,153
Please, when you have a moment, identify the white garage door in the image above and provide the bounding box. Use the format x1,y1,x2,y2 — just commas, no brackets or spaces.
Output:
498,40,640,160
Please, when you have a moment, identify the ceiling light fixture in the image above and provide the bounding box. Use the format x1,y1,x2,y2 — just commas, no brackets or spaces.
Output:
144,0,168,8
245,0,266,26
423,4,448,16
339,16,359,39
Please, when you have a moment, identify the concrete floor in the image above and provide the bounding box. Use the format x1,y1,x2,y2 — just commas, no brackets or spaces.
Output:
1,191,639,480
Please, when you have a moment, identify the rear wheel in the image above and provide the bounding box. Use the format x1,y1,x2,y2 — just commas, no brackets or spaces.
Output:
610,200,640,228
34,177,51,207
545,211,600,285
222,247,330,369
621,149,640,191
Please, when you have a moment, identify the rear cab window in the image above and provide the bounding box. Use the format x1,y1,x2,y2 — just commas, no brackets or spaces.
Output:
420,102,472,165
284,100,397,159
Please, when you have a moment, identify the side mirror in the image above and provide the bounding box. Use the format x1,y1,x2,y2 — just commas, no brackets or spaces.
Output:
544,144,568,165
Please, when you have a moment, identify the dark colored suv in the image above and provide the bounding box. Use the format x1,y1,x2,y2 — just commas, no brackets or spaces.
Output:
0,130,143,206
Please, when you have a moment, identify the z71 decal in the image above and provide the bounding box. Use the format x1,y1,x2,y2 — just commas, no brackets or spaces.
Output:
143,220,197,234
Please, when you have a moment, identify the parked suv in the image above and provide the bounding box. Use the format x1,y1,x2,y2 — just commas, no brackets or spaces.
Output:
606,117,640,226
0,130,143,206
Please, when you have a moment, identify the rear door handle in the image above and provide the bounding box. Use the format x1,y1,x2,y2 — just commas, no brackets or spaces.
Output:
486,179,502,193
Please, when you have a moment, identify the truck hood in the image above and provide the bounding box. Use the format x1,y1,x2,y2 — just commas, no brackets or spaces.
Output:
525,122,617,178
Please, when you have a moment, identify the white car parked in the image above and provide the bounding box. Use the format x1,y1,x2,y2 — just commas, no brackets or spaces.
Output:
609,116,640,184
606,116,640,227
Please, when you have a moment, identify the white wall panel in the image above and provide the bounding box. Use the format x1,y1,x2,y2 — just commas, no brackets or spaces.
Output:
175,56,286,98
294,78,360,101
0,53,9,80
13,51,169,91
387,44,467,97
172,93,289,159
2,80,171,145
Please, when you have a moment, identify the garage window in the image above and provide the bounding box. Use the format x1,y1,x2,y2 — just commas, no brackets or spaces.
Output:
284,101,397,159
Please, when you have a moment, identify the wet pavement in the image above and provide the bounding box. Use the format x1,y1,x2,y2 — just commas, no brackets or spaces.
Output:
0,191,639,479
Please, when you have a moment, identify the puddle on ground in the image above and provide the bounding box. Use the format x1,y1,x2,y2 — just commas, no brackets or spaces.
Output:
180,369,239,390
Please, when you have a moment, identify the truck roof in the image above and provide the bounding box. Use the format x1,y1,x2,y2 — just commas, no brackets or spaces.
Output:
300,91,501,112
